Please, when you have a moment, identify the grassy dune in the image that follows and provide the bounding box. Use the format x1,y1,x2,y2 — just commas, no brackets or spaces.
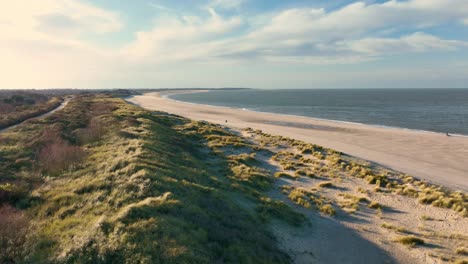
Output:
0,94,302,263
0,93,63,130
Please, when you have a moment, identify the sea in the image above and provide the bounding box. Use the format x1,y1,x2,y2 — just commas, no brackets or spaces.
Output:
170,88,468,136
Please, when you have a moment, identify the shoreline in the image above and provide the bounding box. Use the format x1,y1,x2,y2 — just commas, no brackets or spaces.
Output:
128,91,468,192
167,90,468,138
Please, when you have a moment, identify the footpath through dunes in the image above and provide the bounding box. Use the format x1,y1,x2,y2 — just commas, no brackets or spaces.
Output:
0,96,69,133
127,92,468,192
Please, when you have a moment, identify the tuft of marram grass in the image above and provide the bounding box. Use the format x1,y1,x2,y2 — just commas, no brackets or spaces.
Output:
319,204,336,216
274,172,298,180
381,222,407,233
456,247,468,256
395,235,425,246
318,181,334,188
368,201,382,209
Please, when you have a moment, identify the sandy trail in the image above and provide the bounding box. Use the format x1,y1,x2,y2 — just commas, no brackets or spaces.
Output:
127,91,468,192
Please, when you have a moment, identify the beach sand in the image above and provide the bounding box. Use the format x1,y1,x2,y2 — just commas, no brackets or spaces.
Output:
128,91,468,192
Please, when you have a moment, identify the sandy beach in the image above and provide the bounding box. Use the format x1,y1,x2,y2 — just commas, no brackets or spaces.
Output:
128,91,468,192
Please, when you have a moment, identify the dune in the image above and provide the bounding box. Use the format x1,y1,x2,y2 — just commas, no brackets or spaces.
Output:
127,91,468,192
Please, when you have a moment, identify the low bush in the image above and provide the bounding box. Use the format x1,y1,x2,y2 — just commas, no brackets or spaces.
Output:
38,140,86,174
0,205,29,263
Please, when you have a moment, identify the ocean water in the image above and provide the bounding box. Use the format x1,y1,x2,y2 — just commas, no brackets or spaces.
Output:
170,89,468,135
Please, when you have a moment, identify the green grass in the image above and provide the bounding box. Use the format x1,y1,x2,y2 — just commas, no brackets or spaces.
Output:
256,197,307,227
0,95,63,130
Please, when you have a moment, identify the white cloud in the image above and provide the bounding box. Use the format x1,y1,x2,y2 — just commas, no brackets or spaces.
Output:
122,8,243,62
211,0,246,9
0,0,122,88
349,32,468,55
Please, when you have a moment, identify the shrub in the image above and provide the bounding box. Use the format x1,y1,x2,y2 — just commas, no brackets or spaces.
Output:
74,117,106,144
0,205,29,263
38,140,86,174
0,183,29,204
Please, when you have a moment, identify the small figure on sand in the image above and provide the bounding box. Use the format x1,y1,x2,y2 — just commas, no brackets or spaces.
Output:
446,132,450,137
225,120,228,123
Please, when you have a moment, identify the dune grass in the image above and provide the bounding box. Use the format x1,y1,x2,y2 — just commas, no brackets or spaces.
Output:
0,94,63,130
395,235,425,247
0,95,299,263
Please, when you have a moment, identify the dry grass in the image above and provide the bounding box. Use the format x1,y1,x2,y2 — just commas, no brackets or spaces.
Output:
456,247,468,256
318,181,334,188
319,204,336,216
274,172,298,180
368,201,382,209
395,235,425,247
288,188,311,208
381,222,408,233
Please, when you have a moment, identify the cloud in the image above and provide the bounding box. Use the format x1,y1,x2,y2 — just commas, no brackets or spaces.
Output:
148,2,174,12
208,0,468,63
0,0,122,88
349,32,468,55
122,8,243,62
210,0,246,9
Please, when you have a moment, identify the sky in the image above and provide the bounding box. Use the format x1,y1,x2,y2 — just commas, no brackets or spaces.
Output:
1,0,468,89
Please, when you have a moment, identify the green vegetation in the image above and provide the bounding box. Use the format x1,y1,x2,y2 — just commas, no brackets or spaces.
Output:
0,92,63,130
256,197,306,226
0,94,301,263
